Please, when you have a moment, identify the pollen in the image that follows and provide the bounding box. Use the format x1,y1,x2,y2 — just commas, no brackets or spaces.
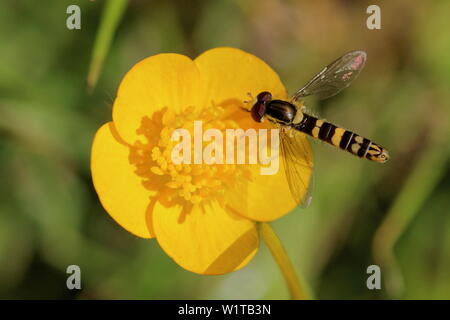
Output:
131,105,252,206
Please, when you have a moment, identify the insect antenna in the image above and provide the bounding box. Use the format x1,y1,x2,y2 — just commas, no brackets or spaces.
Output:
241,92,254,111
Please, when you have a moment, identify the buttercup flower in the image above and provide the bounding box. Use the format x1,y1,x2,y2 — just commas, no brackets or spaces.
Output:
91,47,313,275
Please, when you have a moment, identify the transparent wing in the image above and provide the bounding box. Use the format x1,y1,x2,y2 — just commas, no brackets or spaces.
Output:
279,127,314,208
291,50,367,101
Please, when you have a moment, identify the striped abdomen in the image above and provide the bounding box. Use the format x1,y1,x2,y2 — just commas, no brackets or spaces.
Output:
292,113,389,163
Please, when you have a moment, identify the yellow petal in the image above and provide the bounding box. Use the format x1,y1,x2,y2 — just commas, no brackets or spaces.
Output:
152,200,258,274
195,47,312,221
112,53,203,145
91,122,154,238
227,139,313,221
195,47,288,107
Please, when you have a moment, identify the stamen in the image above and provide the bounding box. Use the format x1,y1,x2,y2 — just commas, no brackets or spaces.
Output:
132,104,252,206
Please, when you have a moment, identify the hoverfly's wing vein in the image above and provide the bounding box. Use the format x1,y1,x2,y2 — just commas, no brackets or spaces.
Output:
280,128,314,208
291,51,367,101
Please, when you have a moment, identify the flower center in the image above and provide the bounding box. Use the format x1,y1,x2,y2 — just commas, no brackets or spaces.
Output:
131,104,252,207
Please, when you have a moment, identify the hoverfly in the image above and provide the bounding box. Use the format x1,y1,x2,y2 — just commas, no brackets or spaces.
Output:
246,51,389,207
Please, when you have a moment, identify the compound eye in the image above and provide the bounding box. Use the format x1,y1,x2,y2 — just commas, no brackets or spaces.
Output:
257,91,272,102
251,102,266,122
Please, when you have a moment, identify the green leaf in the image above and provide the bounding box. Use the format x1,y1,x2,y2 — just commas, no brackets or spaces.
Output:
87,0,128,91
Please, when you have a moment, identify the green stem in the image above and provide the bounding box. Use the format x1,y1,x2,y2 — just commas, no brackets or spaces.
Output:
259,222,311,300
372,122,450,297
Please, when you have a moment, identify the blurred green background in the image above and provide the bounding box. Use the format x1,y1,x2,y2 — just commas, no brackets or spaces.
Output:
0,0,449,299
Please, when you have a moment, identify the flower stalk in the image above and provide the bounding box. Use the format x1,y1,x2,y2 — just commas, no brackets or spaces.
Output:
259,222,311,300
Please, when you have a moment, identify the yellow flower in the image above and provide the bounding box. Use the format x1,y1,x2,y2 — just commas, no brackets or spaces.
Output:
91,47,313,275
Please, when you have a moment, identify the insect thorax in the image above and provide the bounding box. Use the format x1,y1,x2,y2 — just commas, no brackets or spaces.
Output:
265,100,298,125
